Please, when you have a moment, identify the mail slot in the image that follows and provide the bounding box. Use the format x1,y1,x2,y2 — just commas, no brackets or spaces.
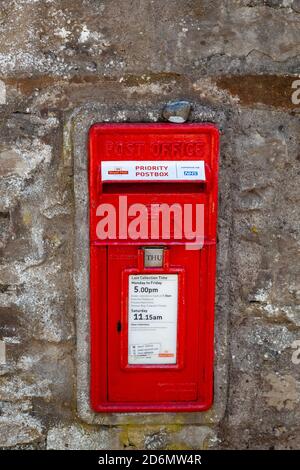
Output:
89,123,219,412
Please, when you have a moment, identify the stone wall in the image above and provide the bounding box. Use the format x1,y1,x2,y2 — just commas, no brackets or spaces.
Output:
0,0,299,449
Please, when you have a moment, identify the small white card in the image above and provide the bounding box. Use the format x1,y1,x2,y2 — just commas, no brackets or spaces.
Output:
128,274,178,365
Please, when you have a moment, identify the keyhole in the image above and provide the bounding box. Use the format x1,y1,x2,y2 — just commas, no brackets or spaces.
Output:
116,321,122,333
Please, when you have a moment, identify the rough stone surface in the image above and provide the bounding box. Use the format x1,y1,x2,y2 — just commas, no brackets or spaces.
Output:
47,424,119,450
0,0,299,450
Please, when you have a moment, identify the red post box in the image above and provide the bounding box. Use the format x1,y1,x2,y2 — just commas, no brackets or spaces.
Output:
89,123,219,412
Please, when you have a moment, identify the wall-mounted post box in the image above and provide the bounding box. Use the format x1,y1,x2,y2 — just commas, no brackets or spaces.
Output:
89,123,219,412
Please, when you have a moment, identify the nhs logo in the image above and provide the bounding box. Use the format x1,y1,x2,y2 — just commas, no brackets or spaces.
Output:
177,161,205,180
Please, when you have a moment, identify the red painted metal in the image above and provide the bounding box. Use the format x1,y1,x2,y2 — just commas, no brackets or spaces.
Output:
89,123,219,412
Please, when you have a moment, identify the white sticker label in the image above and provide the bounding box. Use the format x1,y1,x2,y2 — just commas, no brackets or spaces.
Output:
128,274,178,365
101,160,205,181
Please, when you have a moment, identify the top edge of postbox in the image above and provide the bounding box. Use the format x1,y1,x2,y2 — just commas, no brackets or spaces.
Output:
89,122,219,137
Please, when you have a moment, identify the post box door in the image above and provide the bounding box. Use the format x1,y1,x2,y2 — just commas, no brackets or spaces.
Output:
106,245,212,405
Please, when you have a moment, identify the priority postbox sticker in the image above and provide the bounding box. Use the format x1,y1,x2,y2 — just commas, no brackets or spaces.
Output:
101,160,205,181
128,274,178,365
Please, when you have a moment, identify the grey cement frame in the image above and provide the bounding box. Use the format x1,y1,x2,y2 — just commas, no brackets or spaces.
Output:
70,103,230,425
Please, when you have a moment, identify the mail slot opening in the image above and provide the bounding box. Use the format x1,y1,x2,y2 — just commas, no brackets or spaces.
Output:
101,181,207,194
